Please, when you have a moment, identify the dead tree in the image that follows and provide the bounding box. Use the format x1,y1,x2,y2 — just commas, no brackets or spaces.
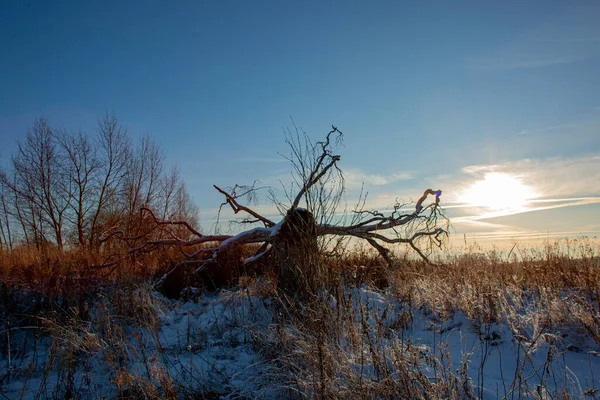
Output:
6,118,71,250
110,126,447,298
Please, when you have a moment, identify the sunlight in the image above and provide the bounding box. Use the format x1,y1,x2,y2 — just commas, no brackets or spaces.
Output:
458,172,535,211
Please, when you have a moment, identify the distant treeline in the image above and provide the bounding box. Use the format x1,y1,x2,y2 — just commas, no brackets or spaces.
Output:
0,115,199,251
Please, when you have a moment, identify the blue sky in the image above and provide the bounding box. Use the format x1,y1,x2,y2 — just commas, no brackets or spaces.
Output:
1,0,600,245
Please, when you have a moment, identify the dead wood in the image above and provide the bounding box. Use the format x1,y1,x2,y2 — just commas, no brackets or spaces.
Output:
107,125,448,298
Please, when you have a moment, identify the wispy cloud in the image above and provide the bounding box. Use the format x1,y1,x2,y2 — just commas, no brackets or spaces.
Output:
453,196,600,222
326,154,600,223
456,155,600,199
197,155,600,240
453,229,600,244
449,203,600,245
470,4,600,69
517,123,581,136
343,168,412,190
441,154,600,241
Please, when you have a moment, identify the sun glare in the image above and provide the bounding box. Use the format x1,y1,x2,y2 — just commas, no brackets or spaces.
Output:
459,172,535,211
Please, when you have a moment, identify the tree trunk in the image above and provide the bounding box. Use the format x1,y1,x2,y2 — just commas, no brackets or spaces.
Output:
273,208,320,298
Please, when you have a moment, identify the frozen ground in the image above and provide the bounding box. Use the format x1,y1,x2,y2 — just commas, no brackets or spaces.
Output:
1,284,599,399
351,287,600,399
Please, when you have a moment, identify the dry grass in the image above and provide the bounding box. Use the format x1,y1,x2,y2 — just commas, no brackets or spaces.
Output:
0,237,599,398
256,237,600,398
391,238,600,338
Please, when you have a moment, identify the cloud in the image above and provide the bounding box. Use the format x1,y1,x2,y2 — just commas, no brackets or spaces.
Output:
516,124,581,136
324,154,600,226
451,218,527,235
458,155,600,199
452,196,600,223
470,4,600,69
343,168,412,190
448,198,600,245
197,155,600,241
327,154,600,220
435,154,600,243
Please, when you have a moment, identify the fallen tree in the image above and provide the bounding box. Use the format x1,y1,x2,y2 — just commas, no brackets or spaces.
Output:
104,126,448,298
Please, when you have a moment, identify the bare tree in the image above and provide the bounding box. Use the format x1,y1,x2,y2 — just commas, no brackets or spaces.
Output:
56,129,99,247
121,134,164,239
0,169,32,246
7,118,71,250
159,167,200,237
0,114,200,254
121,126,447,298
87,114,130,248
0,175,12,249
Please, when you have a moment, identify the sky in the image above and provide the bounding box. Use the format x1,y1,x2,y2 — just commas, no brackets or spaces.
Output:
1,0,600,247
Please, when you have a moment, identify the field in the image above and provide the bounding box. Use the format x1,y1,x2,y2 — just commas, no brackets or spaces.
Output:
1,238,599,399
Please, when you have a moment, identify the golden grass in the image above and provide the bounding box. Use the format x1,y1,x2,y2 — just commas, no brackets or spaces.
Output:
0,237,598,398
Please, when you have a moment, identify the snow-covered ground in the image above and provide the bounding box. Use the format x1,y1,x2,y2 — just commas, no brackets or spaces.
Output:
349,286,600,399
1,284,599,399
1,287,275,399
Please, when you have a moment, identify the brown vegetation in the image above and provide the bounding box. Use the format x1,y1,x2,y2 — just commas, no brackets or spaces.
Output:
0,114,199,252
121,125,448,300
1,238,598,398
1,118,598,398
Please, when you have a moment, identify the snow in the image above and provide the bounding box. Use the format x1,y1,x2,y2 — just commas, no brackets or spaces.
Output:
337,286,600,399
0,287,275,399
218,227,272,252
1,284,599,398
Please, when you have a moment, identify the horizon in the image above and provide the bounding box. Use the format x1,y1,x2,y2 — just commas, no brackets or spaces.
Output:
1,1,599,248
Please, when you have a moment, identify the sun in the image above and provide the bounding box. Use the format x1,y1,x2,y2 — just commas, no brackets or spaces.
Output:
458,172,535,211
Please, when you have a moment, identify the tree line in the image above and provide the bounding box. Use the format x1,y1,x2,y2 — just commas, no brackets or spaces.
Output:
0,115,199,251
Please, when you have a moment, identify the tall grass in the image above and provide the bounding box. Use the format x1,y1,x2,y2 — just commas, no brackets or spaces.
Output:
0,237,598,398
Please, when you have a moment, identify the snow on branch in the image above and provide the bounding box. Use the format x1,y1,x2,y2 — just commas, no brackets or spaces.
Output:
99,125,448,295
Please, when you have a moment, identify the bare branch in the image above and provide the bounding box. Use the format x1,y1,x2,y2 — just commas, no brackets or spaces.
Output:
76,124,449,296
317,188,447,263
140,206,202,238
291,126,342,209
214,184,275,227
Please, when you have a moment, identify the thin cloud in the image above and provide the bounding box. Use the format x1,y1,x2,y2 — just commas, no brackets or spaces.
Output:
470,4,600,69
339,155,600,225
198,155,600,239
452,218,526,234
454,197,600,223
458,155,600,199
343,168,412,190
433,154,600,243
450,216,600,244
517,123,581,136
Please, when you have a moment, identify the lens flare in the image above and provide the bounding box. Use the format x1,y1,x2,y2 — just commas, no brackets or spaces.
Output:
459,172,535,211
